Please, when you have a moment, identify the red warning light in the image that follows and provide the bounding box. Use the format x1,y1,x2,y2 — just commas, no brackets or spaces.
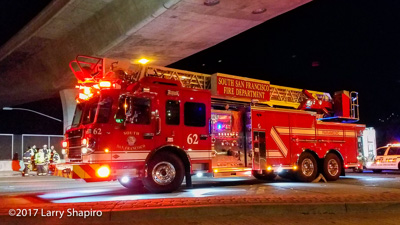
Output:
312,61,320,67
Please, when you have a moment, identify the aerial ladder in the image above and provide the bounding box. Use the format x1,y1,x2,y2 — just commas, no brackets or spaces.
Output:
69,55,359,122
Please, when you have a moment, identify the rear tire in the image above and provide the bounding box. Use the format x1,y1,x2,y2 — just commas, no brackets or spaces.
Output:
372,169,382,173
143,152,184,193
323,153,341,181
252,170,277,180
296,152,318,182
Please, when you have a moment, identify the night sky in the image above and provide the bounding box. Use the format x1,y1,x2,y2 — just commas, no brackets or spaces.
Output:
1,0,400,144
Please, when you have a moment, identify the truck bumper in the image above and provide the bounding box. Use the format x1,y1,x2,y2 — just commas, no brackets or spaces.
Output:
54,163,140,182
54,163,111,182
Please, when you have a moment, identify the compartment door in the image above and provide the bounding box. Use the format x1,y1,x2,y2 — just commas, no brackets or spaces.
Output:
253,131,266,170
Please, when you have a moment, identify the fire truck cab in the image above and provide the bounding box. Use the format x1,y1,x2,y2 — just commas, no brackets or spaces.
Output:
55,55,365,193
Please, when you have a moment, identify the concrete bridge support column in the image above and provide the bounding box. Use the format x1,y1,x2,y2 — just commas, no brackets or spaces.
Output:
60,89,78,134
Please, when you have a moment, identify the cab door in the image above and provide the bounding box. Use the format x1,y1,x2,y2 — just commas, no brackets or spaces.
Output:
159,89,182,149
180,89,211,162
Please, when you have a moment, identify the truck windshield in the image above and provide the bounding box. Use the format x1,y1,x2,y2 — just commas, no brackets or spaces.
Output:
82,99,99,125
71,103,85,127
71,96,113,126
97,96,113,123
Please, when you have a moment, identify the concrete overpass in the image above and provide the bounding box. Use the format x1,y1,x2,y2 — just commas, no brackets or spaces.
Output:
0,0,311,128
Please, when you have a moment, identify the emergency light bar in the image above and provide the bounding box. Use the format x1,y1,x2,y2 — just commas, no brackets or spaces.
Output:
99,81,112,88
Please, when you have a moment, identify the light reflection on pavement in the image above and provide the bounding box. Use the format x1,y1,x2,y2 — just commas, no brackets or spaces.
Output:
48,187,247,203
2,171,400,205
36,177,253,203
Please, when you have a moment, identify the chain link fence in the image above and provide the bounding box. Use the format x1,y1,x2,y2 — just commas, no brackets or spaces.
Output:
0,134,64,160
0,134,14,160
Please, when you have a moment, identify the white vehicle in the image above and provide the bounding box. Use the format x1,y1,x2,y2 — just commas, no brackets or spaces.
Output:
366,143,400,173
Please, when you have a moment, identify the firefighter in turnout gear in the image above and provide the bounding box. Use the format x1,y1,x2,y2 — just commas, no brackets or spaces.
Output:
22,147,34,176
43,145,49,155
52,149,61,163
31,145,38,153
30,145,38,171
49,147,61,173
42,145,50,174
35,149,46,175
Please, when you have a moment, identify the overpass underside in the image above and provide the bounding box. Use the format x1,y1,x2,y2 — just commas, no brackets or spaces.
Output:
0,0,311,108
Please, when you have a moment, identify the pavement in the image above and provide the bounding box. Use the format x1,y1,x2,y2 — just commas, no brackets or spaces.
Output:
0,170,44,178
0,171,25,177
2,190,400,224
1,171,400,224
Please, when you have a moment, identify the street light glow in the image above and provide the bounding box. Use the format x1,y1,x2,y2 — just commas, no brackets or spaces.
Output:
2,107,62,122
138,58,149,64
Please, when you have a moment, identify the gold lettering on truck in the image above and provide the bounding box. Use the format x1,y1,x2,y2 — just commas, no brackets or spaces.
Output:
215,73,271,101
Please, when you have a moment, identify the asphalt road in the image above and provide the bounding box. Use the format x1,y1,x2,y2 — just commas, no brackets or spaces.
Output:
2,170,400,224
1,170,400,204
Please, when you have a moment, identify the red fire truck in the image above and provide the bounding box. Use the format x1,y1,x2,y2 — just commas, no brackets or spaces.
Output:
55,55,365,193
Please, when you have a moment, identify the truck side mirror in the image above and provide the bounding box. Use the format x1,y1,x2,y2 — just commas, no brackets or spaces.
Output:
115,95,127,126
115,107,126,124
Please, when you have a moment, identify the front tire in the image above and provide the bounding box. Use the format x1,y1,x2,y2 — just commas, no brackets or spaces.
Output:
143,152,184,193
323,153,341,181
296,152,318,182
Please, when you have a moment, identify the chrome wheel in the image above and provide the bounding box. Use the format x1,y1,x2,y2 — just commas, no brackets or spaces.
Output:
152,161,176,185
327,159,339,176
301,158,315,177
323,153,341,181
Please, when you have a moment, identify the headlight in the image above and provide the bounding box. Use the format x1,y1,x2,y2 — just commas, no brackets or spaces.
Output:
120,176,130,183
81,147,94,155
82,138,88,146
